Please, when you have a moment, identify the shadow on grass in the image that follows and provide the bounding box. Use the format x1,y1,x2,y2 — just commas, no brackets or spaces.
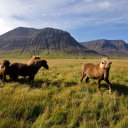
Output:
16,78,44,88
43,79,78,88
64,81,78,87
101,83,128,95
15,77,78,89
0,85,4,88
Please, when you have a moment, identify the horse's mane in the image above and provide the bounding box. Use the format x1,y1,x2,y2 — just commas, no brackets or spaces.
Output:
99,57,109,68
27,56,41,66
101,57,108,61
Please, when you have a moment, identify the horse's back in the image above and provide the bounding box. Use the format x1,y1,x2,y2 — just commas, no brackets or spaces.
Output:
82,63,96,71
11,63,27,68
82,63,101,79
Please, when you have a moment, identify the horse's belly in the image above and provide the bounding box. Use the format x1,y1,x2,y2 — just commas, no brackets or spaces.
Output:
19,71,29,76
86,72,95,79
86,70,96,79
86,71,103,79
88,75,97,79
19,70,35,76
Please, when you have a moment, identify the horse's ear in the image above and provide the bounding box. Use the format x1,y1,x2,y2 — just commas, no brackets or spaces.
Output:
42,60,47,64
109,62,112,65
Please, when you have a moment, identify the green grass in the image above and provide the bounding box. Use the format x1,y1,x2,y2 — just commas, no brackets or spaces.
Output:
0,59,128,128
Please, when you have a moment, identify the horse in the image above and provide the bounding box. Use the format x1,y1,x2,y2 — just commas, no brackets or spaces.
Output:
11,59,49,83
27,56,41,66
0,63,2,78
0,60,12,82
0,62,4,80
80,58,112,94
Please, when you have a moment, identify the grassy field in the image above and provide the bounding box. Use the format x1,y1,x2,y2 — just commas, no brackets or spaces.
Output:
0,59,128,128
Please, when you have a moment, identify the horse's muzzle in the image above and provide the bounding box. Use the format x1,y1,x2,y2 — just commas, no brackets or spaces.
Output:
1,65,4,68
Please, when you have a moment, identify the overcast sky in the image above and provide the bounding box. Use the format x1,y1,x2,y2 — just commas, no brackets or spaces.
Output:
0,0,128,43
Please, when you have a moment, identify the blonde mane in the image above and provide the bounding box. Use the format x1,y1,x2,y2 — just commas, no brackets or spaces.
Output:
27,56,41,66
99,57,111,69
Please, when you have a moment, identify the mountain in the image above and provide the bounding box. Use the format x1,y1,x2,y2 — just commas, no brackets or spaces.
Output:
81,39,128,58
0,27,102,58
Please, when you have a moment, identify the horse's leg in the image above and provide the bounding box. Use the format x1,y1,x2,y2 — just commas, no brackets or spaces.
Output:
80,72,86,83
105,78,112,94
29,76,32,83
13,74,18,82
29,75,35,83
97,79,101,91
86,77,89,83
9,75,12,81
3,74,6,82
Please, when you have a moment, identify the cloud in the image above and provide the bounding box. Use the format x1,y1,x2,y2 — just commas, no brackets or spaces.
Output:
98,1,110,8
0,0,128,35
83,0,93,2
42,14,47,16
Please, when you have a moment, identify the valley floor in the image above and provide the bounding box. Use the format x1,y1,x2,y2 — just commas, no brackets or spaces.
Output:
0,59,128,128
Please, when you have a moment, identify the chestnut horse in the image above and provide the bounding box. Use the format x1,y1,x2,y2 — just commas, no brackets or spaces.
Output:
80,58,112,94
0,60,11,82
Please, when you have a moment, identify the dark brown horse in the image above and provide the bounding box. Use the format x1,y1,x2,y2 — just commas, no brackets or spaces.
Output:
11,59,49,82
80,58,112,94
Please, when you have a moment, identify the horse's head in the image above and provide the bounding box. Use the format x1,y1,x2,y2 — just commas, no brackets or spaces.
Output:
1,60,10,68
99,58,112,80
34,59,49,69
42,60,49,69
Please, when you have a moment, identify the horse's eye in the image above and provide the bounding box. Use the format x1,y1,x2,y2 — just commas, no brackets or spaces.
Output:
102,62,104,64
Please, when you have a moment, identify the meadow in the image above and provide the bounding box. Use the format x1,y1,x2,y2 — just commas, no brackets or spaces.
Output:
0,58,128,128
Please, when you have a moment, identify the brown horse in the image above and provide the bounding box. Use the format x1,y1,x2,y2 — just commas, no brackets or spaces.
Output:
0,60,12,82
80,58,112,94
11,59,49,82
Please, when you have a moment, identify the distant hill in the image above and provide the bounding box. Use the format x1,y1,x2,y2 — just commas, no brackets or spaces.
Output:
0,27,102,58
81,39,128,58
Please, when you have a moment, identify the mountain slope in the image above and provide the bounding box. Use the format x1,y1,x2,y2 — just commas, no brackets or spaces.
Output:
0,27,102,58
81,39,128,58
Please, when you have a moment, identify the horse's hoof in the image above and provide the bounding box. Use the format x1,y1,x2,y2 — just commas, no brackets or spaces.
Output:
109,90,112,94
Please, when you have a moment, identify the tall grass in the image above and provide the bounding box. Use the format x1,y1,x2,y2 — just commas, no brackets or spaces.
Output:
0,59,128,128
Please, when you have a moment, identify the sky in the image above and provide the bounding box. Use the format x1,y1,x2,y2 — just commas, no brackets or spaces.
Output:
0,0,128,43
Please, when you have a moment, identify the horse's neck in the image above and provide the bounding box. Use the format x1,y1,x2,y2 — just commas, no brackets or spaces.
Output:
95,64,104,74
35,65,42,72
4,66,10,72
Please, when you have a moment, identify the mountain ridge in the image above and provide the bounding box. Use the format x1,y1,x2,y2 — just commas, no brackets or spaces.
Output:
81,39,128,58
0,27,102,58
